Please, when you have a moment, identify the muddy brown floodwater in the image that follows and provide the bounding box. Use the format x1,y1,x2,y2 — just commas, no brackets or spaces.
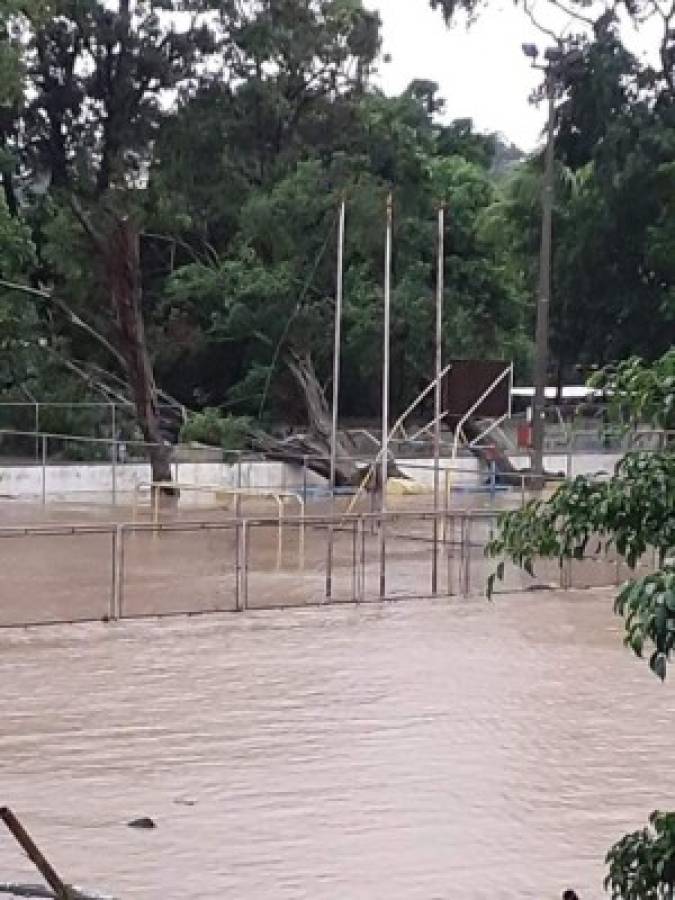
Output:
2,591,674,899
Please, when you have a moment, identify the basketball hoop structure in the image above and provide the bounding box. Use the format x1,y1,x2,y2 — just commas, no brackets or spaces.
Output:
445,361,514,461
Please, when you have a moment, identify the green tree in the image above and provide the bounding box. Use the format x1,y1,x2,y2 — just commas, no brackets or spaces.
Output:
0,195,40,390
161,90,530,421
430,1,675,381
488,350,675,674
605,811,675,899
487,350,675,895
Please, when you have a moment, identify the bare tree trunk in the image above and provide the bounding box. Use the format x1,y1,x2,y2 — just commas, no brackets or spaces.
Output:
252,353,404,488
103,216,172,486
252,354,362,485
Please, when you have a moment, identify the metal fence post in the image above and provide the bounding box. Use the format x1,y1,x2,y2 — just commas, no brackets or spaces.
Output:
560,557,572,590
116,524,125,618
463,516,472,597
442,467,450,543
111,442,117,507
326,523,334,601
446,513,454,596
41,434,47,504
110,525,122,620
458,515,467,597
111,404,117,506
379,511,387,599
34,403,39,463
240,520,249,612
359,515,366,601
234,521,241,612
235,452,242,520
351,519,358,601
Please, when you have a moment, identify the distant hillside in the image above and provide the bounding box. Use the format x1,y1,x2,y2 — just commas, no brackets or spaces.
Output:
490,136,526,176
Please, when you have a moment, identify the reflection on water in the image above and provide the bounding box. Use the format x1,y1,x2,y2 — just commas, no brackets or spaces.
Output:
1,591,673,899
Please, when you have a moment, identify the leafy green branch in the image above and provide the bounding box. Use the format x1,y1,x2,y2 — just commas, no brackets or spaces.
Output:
590,350,675,432
605,811,675,899
486,448,675,678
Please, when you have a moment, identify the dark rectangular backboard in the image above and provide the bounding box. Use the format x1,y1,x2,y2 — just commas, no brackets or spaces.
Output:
442,360,511,421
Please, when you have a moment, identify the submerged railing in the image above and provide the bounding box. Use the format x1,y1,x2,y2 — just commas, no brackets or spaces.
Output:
0,509,650,628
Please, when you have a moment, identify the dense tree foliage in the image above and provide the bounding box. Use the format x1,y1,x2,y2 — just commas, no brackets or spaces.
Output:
483,14,675,387
488,350,675,674
487,350,675,895
0,0,671,436
606,811,675,899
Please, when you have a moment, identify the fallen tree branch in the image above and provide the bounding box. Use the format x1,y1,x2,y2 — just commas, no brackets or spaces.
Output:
0,281,187,417
0,884,115,900
0,279,125,370
0,810,116,900
251,352,405,487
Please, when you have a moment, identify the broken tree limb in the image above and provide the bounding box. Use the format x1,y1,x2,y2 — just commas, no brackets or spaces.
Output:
0,807,71,900
0,884,115,900
0,278,126,371
0,279,186,419
251,352,406,487
0,810,115,900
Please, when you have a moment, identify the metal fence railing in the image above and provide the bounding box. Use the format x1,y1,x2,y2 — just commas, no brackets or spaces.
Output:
0,426,671,508
0,402,184,461
0,428,559,507
0,510,652,629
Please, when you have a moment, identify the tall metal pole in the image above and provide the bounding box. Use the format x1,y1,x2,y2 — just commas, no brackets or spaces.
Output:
326,199,345,600
379,193,393,598
432,205,444,595
329,199,346,501
532,74,556,485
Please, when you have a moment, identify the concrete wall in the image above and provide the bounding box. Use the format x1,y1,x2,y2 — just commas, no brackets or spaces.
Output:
0,452,621,504
0,458,325,504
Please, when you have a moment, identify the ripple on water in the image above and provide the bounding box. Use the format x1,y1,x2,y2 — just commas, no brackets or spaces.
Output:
1,592,673,899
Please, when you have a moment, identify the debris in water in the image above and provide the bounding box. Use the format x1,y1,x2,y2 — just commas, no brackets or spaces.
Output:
0,883,115,899
127,817,156,829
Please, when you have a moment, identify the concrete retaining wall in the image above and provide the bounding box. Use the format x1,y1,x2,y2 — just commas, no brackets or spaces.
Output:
0,452,622,505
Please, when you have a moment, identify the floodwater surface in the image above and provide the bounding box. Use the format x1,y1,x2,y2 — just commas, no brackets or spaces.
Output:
1,592,673,899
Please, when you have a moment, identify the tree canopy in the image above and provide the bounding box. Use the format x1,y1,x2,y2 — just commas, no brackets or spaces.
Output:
488,350,675,677
487,349,675,894
0,0,671,434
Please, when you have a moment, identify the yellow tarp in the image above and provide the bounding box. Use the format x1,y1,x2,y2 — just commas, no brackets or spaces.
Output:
386,478,431,496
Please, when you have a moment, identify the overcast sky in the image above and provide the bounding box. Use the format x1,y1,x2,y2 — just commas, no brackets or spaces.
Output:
364,0,661,151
